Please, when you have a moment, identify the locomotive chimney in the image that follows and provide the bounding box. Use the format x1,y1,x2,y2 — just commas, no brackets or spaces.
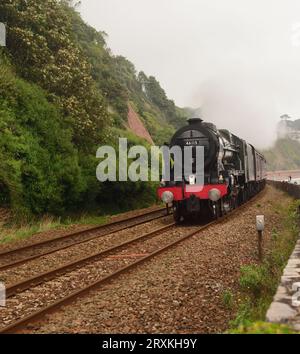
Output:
188,118,203,125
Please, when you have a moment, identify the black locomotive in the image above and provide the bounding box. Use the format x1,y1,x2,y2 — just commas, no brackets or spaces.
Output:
158,118,266,222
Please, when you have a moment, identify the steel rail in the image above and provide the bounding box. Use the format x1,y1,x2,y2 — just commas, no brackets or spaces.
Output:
0,222,210,334
0,212,169,271
0,190,265,334
5,222,176,298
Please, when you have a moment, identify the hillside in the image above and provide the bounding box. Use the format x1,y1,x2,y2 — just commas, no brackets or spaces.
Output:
263,138,300,171
264,117,300,171
68,6,187,145
0,0,187,217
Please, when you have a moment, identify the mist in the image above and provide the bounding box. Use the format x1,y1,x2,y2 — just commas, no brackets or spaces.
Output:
79,0,300,148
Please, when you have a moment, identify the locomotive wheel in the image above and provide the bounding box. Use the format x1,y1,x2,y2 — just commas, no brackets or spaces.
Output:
166,204,170,215
214,203,219,219
232,196,238,209
211,201,219,219
214,200,223,219
238,190,244,206
242,190,246,204
173,205,182,223
219,200,224,217
244,189,249,202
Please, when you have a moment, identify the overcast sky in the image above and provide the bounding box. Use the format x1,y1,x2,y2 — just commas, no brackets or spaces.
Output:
79,0,300,148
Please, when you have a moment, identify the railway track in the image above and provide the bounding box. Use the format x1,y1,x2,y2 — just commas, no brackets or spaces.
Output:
5,222,176,298
0,207,169,270
0,192,264,333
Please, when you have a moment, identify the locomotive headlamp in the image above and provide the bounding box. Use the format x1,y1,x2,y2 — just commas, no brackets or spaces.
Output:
161,191,174,204
208,188,221,202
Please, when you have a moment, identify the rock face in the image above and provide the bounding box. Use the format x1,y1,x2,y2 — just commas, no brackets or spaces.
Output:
127,104,154,145
266,238,300,329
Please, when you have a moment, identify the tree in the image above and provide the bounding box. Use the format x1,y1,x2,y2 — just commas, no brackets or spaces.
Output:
0,0,109,147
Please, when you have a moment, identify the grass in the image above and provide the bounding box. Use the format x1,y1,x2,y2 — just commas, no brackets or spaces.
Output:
60,214,108,227
229,199,300,334
0,216,62,244
222,289,234,310
230,321,298,334
0,214,109,245
0,200,161,245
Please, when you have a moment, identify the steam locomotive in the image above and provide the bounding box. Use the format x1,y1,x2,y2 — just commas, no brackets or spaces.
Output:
157,118,266,222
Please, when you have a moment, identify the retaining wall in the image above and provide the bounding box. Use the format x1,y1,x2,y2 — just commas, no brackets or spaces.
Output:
267,180,300,199
266,180,300,330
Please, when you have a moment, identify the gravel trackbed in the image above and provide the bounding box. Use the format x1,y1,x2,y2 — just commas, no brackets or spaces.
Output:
12,186,294,333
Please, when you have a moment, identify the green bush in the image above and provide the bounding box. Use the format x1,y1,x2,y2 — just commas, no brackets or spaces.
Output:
0,0,183,220
0,63,85,216
239,265,269,298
